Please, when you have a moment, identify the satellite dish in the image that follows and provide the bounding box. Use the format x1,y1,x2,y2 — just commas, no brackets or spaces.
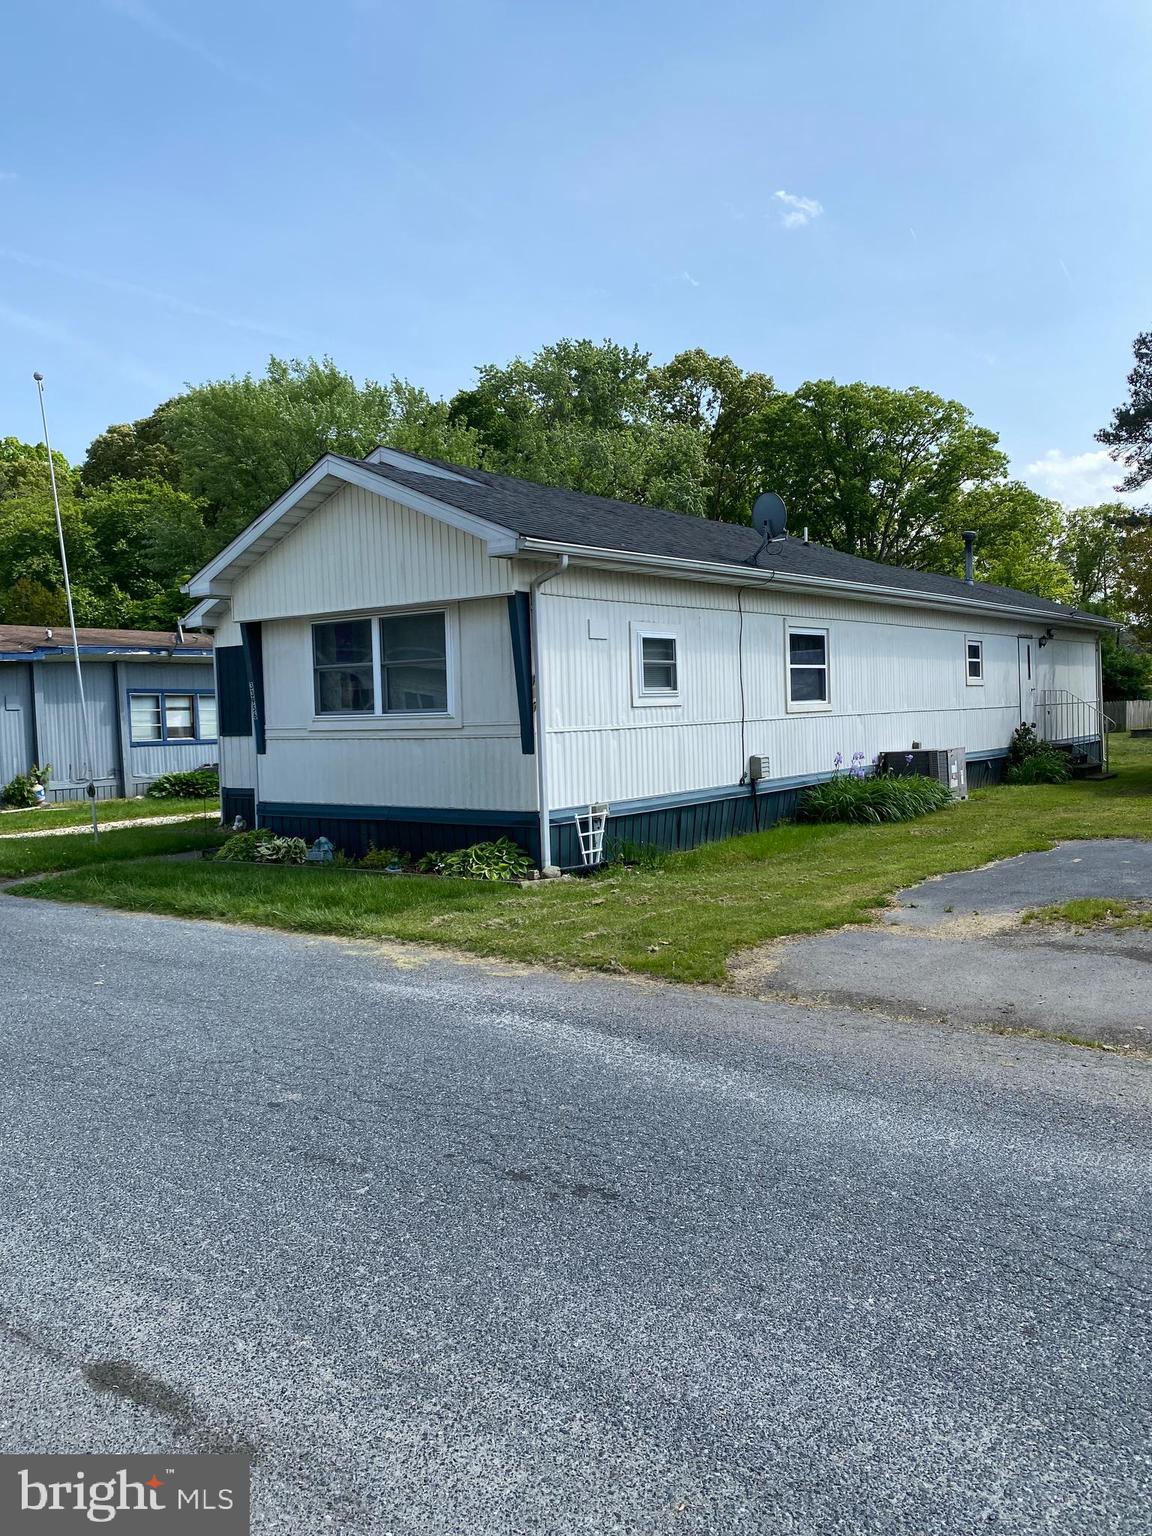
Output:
751,491,788,541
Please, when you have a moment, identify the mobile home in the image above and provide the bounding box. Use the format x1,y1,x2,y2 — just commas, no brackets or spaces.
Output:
183,449,1110,867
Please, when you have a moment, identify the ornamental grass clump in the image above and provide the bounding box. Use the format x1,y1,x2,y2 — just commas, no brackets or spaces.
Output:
799,769,954,825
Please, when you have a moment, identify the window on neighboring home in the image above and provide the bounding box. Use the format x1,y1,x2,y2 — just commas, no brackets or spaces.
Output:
165,694,195,739
313,611,450,717
966,638,984,685
129,690,217,743
313,619,376,714
130,693,162,742
787,628,829,708
632,629,680,704
379,612,448,712
198,694,218,740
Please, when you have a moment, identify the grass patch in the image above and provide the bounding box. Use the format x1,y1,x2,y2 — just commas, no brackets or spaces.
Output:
1024,895,1152,930
0,797,217,835
0,821,225,879
18,734,1152,985
14,859,513,934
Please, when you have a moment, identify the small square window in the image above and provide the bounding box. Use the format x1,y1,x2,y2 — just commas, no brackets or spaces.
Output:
197,694,218,740
632,630,679,705
641,634,678,693
966,639,984,684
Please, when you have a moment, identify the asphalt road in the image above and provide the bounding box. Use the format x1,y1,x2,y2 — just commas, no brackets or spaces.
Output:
0,895,1148,1534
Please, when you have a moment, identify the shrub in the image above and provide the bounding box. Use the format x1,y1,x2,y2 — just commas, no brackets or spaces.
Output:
1005,750,1070,785
1005,721,1070,784
2,763,52,808
215,829,276,862
214,828,306,864
254,835,307,864
418,838,534,881
146,768,220,800
360,845,404,869
799,773,954,825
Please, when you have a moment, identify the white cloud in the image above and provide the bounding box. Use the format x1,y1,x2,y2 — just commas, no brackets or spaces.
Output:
774,190,823,229
1024,447,1139,508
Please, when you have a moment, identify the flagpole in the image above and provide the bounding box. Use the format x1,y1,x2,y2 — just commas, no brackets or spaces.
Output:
33,372,99,839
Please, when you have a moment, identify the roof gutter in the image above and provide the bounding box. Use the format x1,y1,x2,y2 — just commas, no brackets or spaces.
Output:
515,537,1116,632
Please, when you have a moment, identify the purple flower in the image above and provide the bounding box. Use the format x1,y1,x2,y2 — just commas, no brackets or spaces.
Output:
905,753,914,765
833,752,843,769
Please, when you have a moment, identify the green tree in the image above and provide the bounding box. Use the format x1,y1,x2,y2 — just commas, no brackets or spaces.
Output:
648,348,776,521
161,356,479,542
1097,331,1152,492
957,482,1073,601
448,339,771,518
1059,503,1129,610
80,407,181,489
736,380,1008,566
0,437,77,502
1100,631,1151,700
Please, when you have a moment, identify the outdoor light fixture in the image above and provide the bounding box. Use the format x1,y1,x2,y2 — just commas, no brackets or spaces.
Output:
1037,627,1056,648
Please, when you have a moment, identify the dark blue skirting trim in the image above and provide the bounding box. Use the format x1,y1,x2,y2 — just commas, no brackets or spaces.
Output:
256,800,539,863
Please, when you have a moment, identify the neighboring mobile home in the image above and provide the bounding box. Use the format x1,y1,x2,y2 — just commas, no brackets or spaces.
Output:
183,449,1111,868
0,626,215,801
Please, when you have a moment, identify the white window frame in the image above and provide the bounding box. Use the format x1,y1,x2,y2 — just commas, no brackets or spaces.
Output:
785,624,832,713
310,606,459,729
630,625,681,708
965,637,985,687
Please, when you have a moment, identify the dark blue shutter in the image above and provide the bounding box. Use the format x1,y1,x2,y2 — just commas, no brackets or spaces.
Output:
506,592,534,755
215,646,252,737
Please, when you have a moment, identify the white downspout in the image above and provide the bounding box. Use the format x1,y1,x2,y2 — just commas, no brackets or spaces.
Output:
529,555,569,873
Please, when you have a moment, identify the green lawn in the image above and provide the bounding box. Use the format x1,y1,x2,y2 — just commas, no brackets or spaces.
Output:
0,797,217,835
17,735,1152,984
0,821,225,879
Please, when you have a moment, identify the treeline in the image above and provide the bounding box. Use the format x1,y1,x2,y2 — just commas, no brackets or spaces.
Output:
1,341,1148,688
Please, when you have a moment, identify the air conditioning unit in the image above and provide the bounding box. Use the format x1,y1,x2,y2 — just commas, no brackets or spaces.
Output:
880,747,967,801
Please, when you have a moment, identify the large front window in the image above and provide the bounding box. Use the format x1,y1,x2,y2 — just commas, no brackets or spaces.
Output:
313,612,449,716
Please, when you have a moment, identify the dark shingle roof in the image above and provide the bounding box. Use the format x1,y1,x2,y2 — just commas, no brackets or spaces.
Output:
352,454,1104,625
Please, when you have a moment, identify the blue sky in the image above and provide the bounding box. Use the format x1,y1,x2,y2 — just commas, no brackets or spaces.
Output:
2,0,1149,508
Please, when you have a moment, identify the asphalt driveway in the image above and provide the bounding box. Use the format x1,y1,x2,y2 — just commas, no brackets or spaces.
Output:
733,839,1152,1051
0,893,1148,1534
